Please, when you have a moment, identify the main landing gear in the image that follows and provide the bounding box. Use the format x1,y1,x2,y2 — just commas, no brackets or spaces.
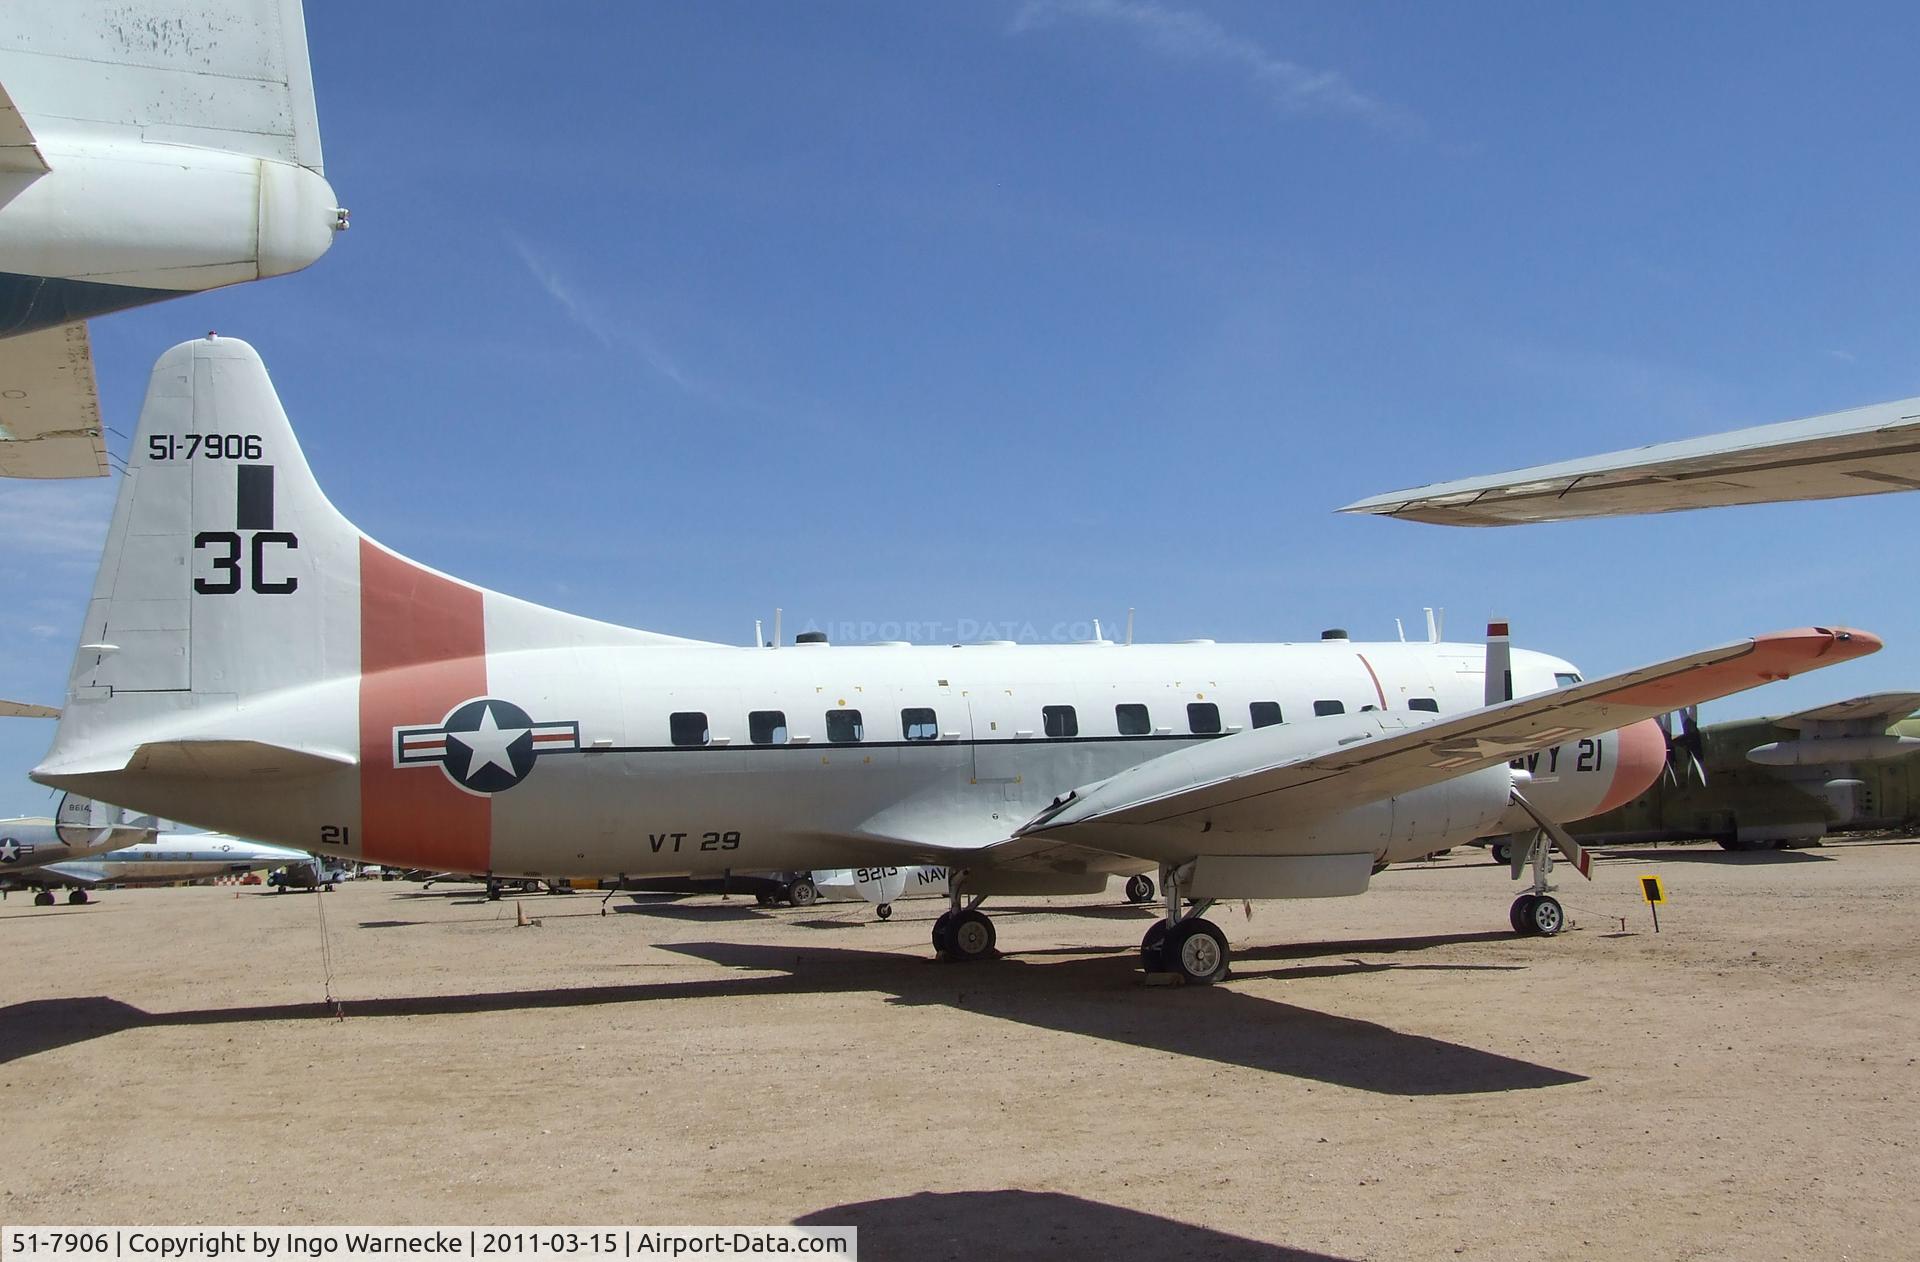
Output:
1508,829,1565,938
1124,873,1156,904
1141,862,1230,984
931,879,997,962
67,889,90,905
33,889,56,906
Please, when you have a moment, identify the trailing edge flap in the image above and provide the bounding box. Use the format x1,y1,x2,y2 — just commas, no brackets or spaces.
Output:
0,323,106,479
0,699,61,718
0,79,49,173
1016,627,1877,841
124,739,355,779
1774,692,1920,732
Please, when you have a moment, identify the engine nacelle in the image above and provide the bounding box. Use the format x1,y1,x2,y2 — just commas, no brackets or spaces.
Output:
1747,735,1920,767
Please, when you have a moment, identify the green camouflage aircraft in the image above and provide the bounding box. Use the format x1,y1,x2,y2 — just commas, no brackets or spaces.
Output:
1485,693,1920,861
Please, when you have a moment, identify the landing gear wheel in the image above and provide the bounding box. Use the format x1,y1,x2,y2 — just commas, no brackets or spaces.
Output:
33,890,55,906
1509,894,1538,935
942,908,996,961
68,889,90,905
1491,840,1513,866
1124,874,1155,904
875,902,892,921
931,911,955,955
786,877,818,907
486,880,502,901
1525,894,1565,937
1140,921,1169,972
755,893,776,908
1166,918,1230,984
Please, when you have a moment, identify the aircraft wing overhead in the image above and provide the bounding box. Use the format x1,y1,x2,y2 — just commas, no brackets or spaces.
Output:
1015,627,1879,848
1774,691,1920,731
0,323,106,478
0,699,61,718
1340,396,1920,525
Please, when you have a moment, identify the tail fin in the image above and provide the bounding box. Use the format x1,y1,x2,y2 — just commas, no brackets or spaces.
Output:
37,335,701,784
0,0,327,172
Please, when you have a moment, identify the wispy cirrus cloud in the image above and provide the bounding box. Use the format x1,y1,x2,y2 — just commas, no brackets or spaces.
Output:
0,478,114,563
507,232,696,392
1010,0,1421,137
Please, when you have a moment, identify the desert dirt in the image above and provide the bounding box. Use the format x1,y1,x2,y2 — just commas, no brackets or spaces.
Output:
4,839,1918,1261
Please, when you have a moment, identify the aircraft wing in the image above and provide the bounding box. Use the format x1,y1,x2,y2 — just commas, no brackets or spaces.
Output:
0,79,48,172
1773,692,1920,733
0,323,106,478
1006,627,1878,860
0,699,60,718
1340,395,1920,525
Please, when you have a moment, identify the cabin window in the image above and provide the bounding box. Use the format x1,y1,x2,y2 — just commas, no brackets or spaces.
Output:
826,708,865,743
1116,704,1151,736
1555,672,1582,688
1408,698,1439,713
1187,702,1221,735
669,712,710,747
1249,701,1283,728
749,710,788,745
901,707,939,741
1314,699,1345,717
1043,705,1078,738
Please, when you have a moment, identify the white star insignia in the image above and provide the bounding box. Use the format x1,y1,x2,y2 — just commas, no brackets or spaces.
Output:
448,703,530,779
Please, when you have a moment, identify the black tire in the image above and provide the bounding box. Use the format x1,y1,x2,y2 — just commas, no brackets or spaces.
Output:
34,890,55,906
1140,920,1169,971
1124,874,1155,904
875,902,892,921
1527,894,1565,937
787,877,818,907
68,889,89,905
755,893,775,907
944,908,996,960
930,911,955,956
1166,918,1230,984
1491,840,1513,866
1510,894,1539,935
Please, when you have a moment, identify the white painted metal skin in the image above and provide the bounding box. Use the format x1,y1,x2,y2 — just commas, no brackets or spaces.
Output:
31,339,1672,897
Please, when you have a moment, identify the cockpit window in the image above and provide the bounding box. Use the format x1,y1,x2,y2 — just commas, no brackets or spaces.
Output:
1554,672,1582,688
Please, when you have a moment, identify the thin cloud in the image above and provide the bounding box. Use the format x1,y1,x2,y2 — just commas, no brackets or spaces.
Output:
1010,0,1421,136
507,233,694,391
0,478,114,562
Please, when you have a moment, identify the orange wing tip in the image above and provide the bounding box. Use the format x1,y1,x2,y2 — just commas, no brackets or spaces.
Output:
1752,626,1883,665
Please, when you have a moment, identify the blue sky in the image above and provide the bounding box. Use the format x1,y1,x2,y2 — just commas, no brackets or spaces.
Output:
4,1,1919,817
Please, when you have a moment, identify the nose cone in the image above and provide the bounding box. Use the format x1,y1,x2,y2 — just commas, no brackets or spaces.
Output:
1592,719,1668,815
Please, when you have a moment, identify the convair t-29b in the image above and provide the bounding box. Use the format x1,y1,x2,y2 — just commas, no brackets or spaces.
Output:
31,338,1881,982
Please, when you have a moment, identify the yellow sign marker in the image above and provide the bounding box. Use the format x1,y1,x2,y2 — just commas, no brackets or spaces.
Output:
1639,874,1665,904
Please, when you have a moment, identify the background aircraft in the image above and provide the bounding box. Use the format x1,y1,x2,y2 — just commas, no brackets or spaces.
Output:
1559,692,1920,853
3,828,312,904
0,0,344,478
20,335,1881,983
1340,394,1920,526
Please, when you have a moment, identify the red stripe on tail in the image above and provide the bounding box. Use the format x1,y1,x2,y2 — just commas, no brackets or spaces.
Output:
358,540,490,871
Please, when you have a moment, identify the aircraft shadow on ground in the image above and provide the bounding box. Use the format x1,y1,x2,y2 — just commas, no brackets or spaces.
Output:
791,1190,1350,1261
0,934,1582,1095
1591,847,1830,865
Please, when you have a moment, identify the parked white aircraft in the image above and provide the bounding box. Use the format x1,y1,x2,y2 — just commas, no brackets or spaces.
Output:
27,337,1881,981
1340,394,1920,525
0,0,345,479
1,794,160,889
3,828,311,904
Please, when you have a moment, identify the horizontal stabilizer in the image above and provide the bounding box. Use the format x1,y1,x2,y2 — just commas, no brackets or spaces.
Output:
125,739,355,780
1341,396,1920,525
0,79,48,172
0,323,105,479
